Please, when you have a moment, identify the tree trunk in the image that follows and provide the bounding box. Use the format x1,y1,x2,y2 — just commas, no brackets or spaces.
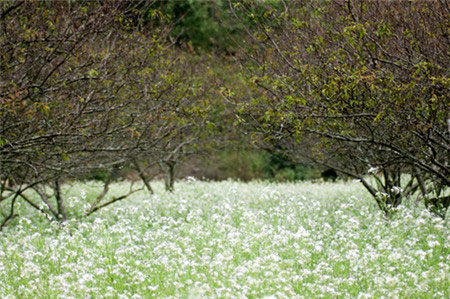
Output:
164,161,176,192
54,180,67,222
132,159,154,194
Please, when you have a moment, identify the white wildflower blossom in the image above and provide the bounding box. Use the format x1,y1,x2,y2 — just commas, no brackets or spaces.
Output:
0,180,446,298
390,186,403,195
368,166,379,174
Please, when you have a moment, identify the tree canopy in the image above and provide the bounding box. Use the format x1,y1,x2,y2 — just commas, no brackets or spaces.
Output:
229,0,449,215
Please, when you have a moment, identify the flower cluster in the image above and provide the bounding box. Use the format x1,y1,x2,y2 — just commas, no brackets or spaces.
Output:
0,180,447,298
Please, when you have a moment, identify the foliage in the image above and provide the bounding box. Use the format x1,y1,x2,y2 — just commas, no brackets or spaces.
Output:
0,1,215,227
188,148,318,182
231,0,449,215
151,0,270,53
1,0,448,227
161,0,236,52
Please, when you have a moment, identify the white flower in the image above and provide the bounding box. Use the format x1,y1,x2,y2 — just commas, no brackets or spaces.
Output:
391,186,403,194
427,240,440,248
368,166,379,174
376,191,388,198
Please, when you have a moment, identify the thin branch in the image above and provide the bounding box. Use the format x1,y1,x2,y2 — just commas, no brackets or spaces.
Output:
84,184,142,217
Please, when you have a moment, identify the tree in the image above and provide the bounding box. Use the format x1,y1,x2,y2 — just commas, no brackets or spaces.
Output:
1,0,140,224
230,0,449,216
0,0,215,227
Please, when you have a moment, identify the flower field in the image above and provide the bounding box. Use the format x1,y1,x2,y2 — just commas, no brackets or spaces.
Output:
0,180,448,298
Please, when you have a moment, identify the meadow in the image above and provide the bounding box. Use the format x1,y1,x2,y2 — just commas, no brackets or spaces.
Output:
0,180,448,298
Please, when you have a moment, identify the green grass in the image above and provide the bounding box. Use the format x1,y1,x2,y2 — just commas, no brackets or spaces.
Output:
0,180,448,298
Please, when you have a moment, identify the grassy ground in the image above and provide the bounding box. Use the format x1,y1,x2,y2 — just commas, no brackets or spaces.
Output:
0,180,448,298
